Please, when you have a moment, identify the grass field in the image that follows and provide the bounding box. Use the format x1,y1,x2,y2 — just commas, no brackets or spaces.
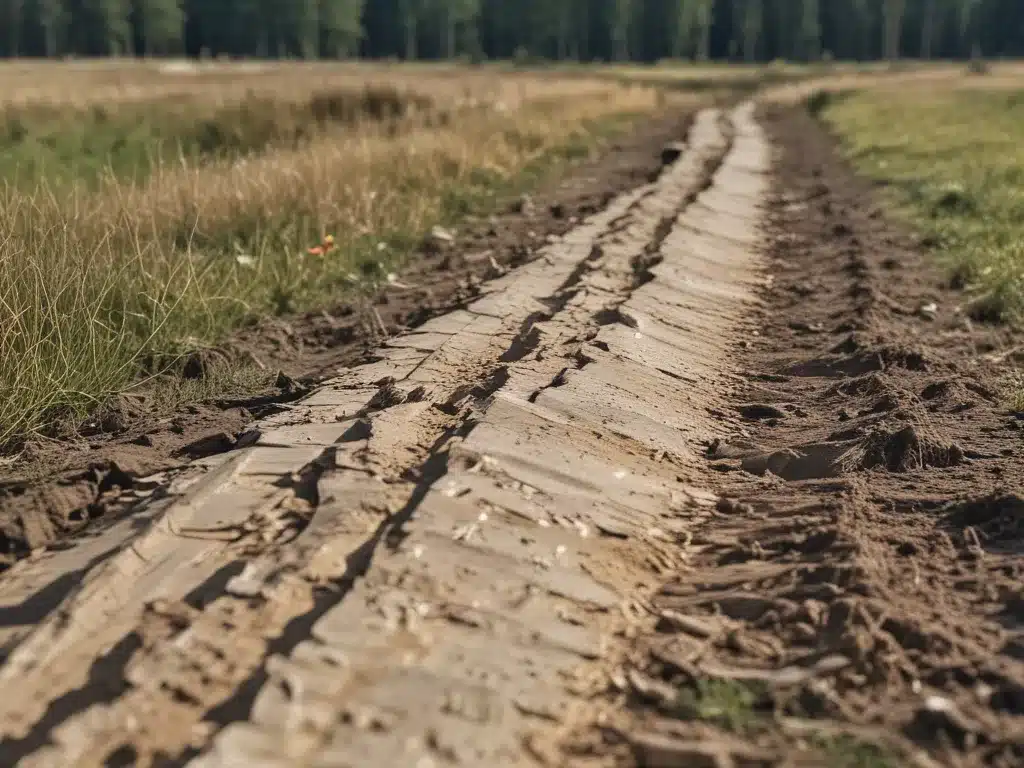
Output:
5,58,1024,451
821,86,1024,325
0,61,688,448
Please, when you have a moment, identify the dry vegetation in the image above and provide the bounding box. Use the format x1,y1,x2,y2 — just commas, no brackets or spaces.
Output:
14,59,1018,450
759,60,1024,105
0,59,628,109
0,61,678,448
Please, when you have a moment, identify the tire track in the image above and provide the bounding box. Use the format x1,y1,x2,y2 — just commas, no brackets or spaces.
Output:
615,106,1024,768
184,103,767,768
0,106,758,767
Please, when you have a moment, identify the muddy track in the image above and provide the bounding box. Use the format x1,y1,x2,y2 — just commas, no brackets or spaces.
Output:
9,100,1017,768
0,103,771,766
610,108,1024,768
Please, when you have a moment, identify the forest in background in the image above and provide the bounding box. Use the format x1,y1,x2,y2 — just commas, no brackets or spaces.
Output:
0,1,1021,63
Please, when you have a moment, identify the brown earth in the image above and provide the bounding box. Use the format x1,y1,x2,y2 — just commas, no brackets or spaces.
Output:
602,106,1024,766
0,110,692,571
0,103,745,765
2,99,1024,768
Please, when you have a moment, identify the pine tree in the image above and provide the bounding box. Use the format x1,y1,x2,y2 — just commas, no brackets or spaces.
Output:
399,0,423,59
800,0,821,60
32,0,64,56
319,0,364,58
882,0,907,60
735,0,763,62
695,0,713,60
609,0,632,61
133,0,183,54
957,0,983,57
0,0,24,56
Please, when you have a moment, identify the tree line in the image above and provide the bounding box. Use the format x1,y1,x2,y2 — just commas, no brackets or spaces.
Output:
1,1,1021,62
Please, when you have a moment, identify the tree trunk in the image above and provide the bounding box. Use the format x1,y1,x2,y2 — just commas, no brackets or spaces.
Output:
672,2,692,59
613,34,627,62
405,13,417,59
741,0,762,63
4,0,21,57
611,0,629,62
696,1,711,61
883,0,906,61
960,1,980,60
557,5,568,60
801,0,821,61
920,0,935,59
443,11,454,58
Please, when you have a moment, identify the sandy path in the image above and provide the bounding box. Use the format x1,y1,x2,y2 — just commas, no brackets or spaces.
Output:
0,103,770,766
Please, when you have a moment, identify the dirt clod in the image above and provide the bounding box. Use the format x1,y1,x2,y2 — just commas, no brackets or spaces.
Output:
630,734,737,768
858,424,964,472
737,404,786,421
660,141,687,166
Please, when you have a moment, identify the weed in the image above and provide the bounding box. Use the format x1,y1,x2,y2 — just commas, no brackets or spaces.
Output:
814,734,902,768
930,182,977,217
670,678,770,734
669,679,903,766
805,89,832,116
966,59,991,76
1008,372,1024,414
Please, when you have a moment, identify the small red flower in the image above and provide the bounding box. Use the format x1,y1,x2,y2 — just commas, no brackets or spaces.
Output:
308,234,336,256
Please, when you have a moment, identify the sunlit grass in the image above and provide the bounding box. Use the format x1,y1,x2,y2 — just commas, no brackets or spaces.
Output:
823,88,1024,324
0,70,674,448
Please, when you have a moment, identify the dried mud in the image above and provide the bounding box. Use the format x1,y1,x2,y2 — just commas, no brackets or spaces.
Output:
0,103,758,766
611,107,1024,767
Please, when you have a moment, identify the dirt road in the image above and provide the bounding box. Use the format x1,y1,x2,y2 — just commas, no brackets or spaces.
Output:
2,100,1023,767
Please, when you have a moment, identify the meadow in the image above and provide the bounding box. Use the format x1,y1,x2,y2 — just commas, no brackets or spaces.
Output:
821,84,1024,325
0,61,687,448
5,57,1024,449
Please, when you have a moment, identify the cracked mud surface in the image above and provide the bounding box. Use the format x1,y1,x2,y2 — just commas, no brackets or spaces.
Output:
2,101,1023,768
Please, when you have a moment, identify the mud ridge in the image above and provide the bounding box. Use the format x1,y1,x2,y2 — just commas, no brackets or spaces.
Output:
0,106,753,766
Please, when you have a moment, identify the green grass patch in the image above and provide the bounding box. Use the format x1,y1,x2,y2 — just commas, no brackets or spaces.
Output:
667,677,903,766
821,89,1024,326
670,678,770,734
0,85,433,188
814,734,902,768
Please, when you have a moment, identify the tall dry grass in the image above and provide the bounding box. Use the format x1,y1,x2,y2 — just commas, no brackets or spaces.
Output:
0,64,671,447
0,58,639,111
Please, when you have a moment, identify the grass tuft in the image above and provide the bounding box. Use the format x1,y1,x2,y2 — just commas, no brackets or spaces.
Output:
0,86,435,189
670,678,770,734
814,734,902,768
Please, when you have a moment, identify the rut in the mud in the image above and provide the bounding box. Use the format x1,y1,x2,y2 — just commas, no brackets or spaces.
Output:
613,106,1024,768
0,103,769,766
